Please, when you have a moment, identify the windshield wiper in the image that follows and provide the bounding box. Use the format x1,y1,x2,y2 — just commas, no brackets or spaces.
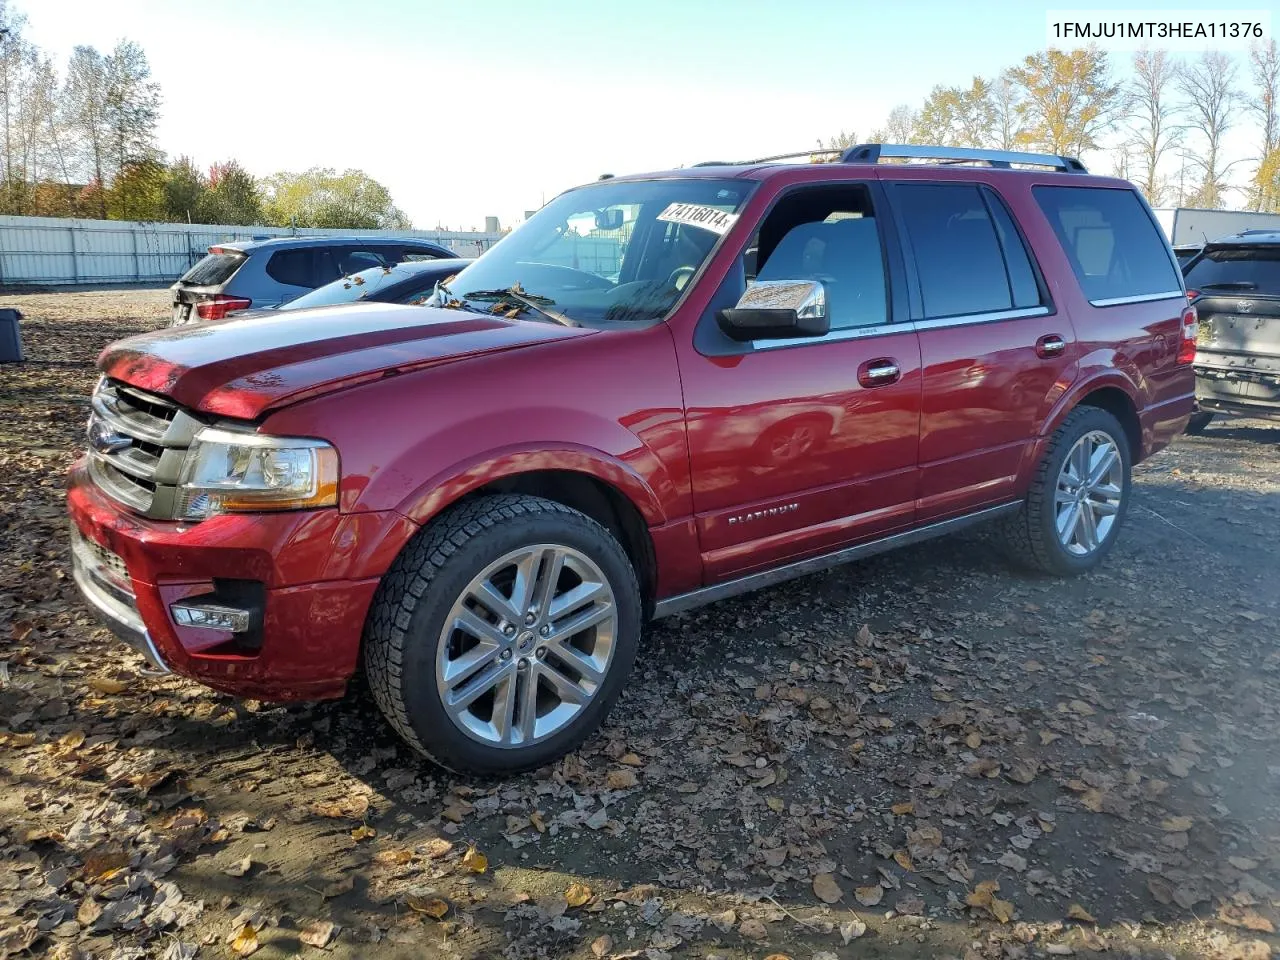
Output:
462,284,577,327
1200,281,1258,290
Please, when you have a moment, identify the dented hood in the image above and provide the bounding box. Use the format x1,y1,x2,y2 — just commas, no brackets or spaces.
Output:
98,302,590,419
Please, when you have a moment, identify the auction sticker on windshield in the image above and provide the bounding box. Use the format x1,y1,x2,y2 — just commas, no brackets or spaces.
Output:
656,202,739,235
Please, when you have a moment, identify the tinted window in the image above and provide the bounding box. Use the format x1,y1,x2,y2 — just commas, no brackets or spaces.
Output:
266,249,318,288
756,215,887,330
180,251,245,286
893,183,1014,318
335,247,389,275
1033,186,1181,304
401,245,448,261
1184,246,1280,294
983,187,1043,309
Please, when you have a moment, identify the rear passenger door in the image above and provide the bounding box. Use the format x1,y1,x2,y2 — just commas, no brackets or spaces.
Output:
890,181,1075,522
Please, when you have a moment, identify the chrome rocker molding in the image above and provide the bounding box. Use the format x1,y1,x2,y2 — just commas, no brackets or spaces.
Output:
652,501,1021,619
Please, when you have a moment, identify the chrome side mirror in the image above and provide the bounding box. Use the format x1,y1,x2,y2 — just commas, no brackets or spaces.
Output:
717,279,829,342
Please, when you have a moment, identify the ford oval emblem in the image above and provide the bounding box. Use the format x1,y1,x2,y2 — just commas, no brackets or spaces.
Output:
87,418,132,454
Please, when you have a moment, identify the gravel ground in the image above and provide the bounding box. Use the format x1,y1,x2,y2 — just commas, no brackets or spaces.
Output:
1,287,1279,960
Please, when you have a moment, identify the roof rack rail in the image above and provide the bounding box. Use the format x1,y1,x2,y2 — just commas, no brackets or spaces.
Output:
841,143,1088,173
692,149,842,167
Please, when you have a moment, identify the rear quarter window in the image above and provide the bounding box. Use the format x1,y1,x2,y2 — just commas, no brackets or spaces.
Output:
180,251,245,286
1033,186,1181,305
266,249,319,288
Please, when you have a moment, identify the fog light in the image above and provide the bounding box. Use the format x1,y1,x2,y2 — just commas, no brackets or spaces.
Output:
171,602,251,633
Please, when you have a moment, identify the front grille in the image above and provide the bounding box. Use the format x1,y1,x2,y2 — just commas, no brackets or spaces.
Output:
86,379,202,518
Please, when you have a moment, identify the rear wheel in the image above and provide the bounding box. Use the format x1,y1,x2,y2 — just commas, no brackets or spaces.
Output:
1185,410,1215,434
364,494,641,775
999,407,1131,576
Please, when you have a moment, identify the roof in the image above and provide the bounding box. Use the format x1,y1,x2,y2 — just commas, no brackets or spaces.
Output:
217,235,452,253
1208,230,1280,246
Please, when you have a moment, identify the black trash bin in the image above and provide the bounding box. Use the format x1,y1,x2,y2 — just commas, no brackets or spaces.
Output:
0,308,22,363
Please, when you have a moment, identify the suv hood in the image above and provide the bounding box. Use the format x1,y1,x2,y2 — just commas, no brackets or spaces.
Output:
100,302,591,419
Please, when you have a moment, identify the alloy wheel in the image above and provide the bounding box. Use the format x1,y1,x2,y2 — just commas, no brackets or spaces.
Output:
435,544,617,747
1054,430,1124,556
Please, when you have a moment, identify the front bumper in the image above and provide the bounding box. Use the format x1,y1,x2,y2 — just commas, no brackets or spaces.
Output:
66,460,414,701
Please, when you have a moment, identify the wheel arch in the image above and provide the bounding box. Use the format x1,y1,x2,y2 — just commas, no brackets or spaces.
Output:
1041,374,1143,462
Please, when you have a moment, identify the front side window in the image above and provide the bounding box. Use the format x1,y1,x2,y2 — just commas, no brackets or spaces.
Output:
748,185,888,330
435,178,751,326
1034,186,1182,304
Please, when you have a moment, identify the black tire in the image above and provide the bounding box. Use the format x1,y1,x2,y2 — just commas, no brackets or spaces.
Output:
1184,411,1215,435
998,406,1132,576
364,494,641,775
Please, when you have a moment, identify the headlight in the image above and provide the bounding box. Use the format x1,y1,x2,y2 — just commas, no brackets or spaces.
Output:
177,427,339,520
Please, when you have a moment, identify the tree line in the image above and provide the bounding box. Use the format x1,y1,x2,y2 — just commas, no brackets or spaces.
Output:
823,44,1280,212
0,1,410,227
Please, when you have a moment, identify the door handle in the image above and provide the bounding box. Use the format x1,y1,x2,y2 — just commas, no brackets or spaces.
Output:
1036,334,1067,358
858,358,901,387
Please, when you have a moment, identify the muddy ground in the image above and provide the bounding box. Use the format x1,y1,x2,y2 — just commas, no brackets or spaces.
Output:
1,287,1278,960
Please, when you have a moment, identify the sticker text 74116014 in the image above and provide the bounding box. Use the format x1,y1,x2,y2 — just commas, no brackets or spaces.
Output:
656,202,739,236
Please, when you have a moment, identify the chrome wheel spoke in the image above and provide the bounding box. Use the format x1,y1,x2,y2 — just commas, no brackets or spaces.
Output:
1087,446,1118,487
448,659,510,710
472,580,521,625
1093,482,1123,500
549,599,614,640
516,668,539,744
549,580,608,620
1055,486,1076,506
490,671,518,742
538,660,590,706
530,548,564,618
1057,502,1081,543
1077,501,1099,550
441,635,501,687
547,639,607,686
1089,497,1120,517
453,607,509,647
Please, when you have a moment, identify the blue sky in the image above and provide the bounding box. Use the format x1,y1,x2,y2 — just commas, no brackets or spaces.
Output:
22,0,1269,228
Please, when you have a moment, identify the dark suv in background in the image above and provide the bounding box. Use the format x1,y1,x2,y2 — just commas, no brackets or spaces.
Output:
170,235,456,324
1183,230,1280,431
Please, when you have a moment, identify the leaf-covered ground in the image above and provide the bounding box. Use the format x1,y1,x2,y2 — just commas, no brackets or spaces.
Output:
1,287,1279,960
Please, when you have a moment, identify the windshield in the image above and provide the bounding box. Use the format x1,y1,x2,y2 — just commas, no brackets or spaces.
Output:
435,178,751,325
1184,246,1280,294
283,263,425,310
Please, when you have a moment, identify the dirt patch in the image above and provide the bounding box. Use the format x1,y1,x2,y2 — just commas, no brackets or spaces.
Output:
1,289,1278,960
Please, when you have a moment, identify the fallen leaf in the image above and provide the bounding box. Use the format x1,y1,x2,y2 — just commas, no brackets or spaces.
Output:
230,924,259,956
966,732,982,749
591,934,613,957
1230,857,1259,871
81,848,129,881
812,872,844,904
351,825,376,842
373,848,414,866
991,897,1015,923
89,678,129,694
406,896,450,920
1067,904,1097,923
840,918,868,942
310,794,370,819
855,885,883,907
739,917,768,940
891,801,914,816
710,909,736,933
1160,815,1193,832
605,768,638,790
461,844,487,874
892,850,915,872
565,882,593,908
223,856,253,877
299,920,336,948
422,838,454,860
998,851,1028,872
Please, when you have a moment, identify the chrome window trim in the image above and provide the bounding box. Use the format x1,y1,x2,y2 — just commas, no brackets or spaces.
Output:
912,306,1050,331
751,322,903,351
1089,291,1185,308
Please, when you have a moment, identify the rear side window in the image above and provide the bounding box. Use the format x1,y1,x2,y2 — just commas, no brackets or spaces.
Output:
401,245,448,261
1184,247,1280,294
180,251,245,286
1033,186,1181,305
893,183,1034,319
266,249,319,288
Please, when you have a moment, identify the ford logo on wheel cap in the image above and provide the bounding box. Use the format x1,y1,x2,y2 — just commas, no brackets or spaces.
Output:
87,418,132,454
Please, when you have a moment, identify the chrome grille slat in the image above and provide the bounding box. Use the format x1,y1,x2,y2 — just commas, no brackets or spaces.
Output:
86,379,200,518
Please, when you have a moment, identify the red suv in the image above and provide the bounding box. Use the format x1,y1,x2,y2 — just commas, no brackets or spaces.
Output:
69,144,1195,774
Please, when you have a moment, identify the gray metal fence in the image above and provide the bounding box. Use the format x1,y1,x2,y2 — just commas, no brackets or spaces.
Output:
0,215,506,286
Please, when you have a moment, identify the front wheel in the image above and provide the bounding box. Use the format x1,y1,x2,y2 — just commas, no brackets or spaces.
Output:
998,407,1132,576
364,495,641,775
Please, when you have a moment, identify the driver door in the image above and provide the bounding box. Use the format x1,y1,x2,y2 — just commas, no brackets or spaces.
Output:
675,181,922,582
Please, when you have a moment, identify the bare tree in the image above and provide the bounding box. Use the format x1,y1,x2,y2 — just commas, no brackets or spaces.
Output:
1126,49,1180,205
62,45,109,215
1177,51,1240,209
1247,40,1280,210
990,70,1024,150
870,104,919,144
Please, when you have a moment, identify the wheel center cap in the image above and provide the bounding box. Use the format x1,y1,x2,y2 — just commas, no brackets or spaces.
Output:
517,631,535,650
